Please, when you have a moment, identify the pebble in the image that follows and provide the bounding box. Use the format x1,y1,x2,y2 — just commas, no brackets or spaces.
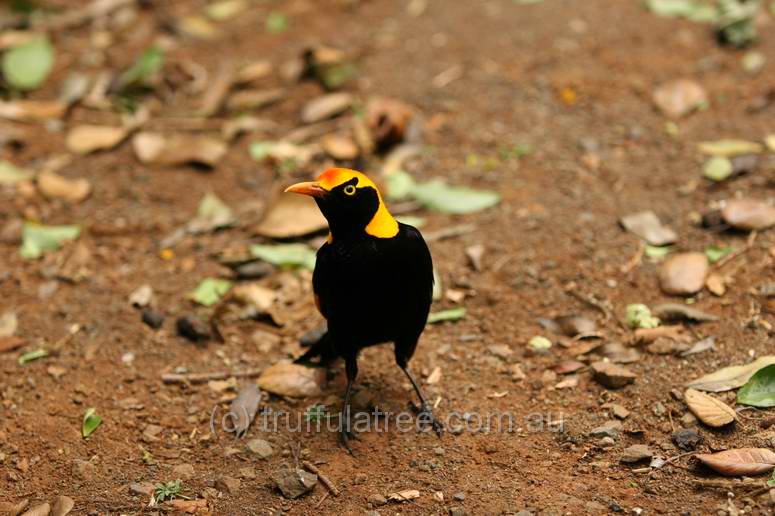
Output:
652,79,708,118
215,475,241,495
449,508,466,516
234,260,274,280
300,92,353,123
271,468,318,499
239,467,256,479
487,344,513,359
129,481,154,496
672,427,702,451
368,494,387,506
141,308,165,330
176,315,211,343
453,492,466,501
172,463,195,480
434,446,445,456
598,436,615,447
721,198,775,231
605,403,630,420
589,420,623,439
590,362,636,389
72,458,96,481
51,496,75,516
658,252,709,296
246,438,274,459
20,503,50,516
620,444,653,464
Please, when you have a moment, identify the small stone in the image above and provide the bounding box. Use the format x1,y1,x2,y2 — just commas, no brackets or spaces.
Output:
680,412,698,427
72,458,96,480
434,446,445,456
300,93,353,123
215,475,241,495
129,284,153,307
172,463,195,480
449,507,466,516
620,211,677,246
176,315,211,343
672,427,702,451
591,362,636,389
246,438,274,459
465,244,485,271
589,420,623,439
652,79,708,118
652,402,666,417
487,344,512,359
658,252,709,296
620,444,653,464
598,436,615,447
604,403,630,420
233,260,275,280
239,467,256,479
368,494,387,506
141,308,164,330
20,503,50,516
453,492,466,501
129,481,155,496
271,468,317,499
721,199,775,231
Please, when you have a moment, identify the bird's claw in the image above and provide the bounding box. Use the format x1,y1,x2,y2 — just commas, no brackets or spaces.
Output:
412,403,444,437
338,427,359,454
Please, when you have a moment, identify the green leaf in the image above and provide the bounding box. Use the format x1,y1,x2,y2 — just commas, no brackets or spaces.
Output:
205,0,247,20
194,192,235,229
697,139,763,157
427,307,466,324
705,245,734,263
189,278,233,306
626,304,660,329
250,243,316,271
0,161,34,185
737,364,775,407
249,141,275,161
769,469,775,487
645,0,718,22
266,12,288,33
116,47,164,92
528,335,552,351
18,348,48,365
2,36,55,91
410,179,500,214
703,156,733,182
20,223,81,259
82,407,103,438
383,170,417,201
645,245,672,259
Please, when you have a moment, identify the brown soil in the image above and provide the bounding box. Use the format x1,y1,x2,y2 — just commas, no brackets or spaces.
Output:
2,0,775,514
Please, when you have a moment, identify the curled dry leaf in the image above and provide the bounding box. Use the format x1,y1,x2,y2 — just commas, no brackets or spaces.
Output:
687,356,775,392
257,363,326,397
253,193,327,238
696,448,775,476
684,388,736,427
652,303,718,323
66,125,129,155
132,132,227,167
37,171,92,203
300,92,353,124
366,97,414,149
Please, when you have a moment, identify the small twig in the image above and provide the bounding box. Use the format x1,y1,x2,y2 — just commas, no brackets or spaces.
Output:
620,241,645,274
313,492,330,508
715,231,758,269
564,282,612,321
302,461,340,496
667,409,675,433
161,369,263,385
424,224,477,242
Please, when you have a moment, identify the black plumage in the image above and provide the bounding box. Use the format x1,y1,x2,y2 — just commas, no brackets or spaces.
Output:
285,168,441,451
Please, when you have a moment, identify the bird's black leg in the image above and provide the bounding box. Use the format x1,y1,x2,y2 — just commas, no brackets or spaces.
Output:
398,362,444,437
339,354,359,453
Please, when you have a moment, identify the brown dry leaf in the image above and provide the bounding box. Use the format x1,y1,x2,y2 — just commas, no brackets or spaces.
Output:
686,356,775,392
253,193,328,238
198,61,236,117
426,366,442,385
37,171,92,203
366,97,413,149
132,132,227,167
0,336,25,353
19,503,50,516
619,210,677,246
300,92,353,124
387,490,420,502
696,448,775,476
177,16,221,40
65,125,129,155
706,273,726,296
228,384,261,437
321,134,359,160
221,116,276,142
235,60,273,85
256,363,326,397
633,325,686,344
169,498,210,514
684,388,736,427
225,89,284,112
0,100,66,121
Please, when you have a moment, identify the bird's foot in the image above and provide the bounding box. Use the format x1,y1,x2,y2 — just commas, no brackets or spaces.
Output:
337,426,359,454
411,403,444,437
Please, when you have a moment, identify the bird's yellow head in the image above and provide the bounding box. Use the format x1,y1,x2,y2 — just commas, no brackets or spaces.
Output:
284,168,398,240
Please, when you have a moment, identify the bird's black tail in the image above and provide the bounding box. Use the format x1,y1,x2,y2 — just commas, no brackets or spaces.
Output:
294,328,338,366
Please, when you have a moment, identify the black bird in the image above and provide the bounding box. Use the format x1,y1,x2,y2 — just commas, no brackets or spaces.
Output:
285,168,441,451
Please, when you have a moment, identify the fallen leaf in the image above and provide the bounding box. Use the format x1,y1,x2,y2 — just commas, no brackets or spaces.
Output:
170,499,209,514
228,384,262,436
250,243,316,271
50,495,75,516
225,88,284,112
190,278,233,306
645,0,718,21
427,307,466,324
266,11,289,33
230,283,277,320
235,60,273,85
687,356,775,392
37,170,92,203
2,36,55,91
300,92,352,124
698,139,764,157
528,335,552,351
705,273,726,296
366,97,413,148
703,156,734,182
619,211,677,246
65,125,129,155
387,490,420,502
696,448,775,476
0,160,34,185
0,337,25,353
685,388,736,427
20,222,80,259
652,79,708,118
321,134,359,160
680,336,716,357
257,362,325,397
178,15,221,40
114,46,164,93
410,179,500,214
0,99,66,121
82,407,102,438
18,348,48,365
426,366,442,385
765,134,775,152
652,303,718,322
248,140,318,170
132,132,227,167
626,304,660,329
0,311,17,338
253,193,327,238
591,361,637,388
188,192,235,233
737,364,775,408
721,199,775,231
205,0,248,20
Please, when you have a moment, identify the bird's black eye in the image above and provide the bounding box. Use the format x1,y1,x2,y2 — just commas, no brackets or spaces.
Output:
343,184,356,196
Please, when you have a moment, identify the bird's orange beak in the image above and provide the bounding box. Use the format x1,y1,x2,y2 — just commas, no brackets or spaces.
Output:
284,181,327,198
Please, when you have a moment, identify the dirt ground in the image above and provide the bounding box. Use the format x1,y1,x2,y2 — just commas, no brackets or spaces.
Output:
2,0,775,514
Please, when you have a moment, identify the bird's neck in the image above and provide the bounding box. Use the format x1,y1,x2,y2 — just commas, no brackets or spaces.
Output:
328,201,399,242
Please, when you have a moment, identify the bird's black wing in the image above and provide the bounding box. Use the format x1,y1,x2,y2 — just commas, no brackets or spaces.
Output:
312,242,332,320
